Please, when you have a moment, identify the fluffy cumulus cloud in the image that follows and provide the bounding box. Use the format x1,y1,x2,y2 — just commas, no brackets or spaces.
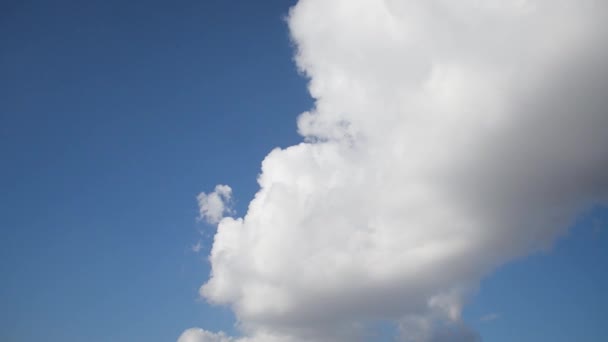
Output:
186,0,608,341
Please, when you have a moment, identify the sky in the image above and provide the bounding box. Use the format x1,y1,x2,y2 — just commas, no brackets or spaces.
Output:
1,1,607,342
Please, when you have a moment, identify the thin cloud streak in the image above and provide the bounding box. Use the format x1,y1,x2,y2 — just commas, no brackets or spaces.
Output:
479,313,500,323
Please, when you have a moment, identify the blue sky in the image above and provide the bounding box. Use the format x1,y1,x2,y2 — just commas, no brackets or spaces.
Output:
1,1,607,342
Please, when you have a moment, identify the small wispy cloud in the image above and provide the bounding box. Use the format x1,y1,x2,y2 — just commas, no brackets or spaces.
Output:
197,184,233,224
191,240,202,253
480,313,500,322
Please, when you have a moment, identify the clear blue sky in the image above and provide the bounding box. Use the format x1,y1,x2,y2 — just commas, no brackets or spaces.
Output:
1,1,606,341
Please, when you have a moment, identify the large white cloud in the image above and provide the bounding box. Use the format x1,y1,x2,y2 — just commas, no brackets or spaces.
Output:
187,0,608,341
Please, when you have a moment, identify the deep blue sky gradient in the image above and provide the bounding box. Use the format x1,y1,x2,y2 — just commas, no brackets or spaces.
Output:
1,1,606,341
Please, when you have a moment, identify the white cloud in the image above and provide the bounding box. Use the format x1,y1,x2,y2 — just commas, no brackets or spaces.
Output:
177,328,234,342
197,185,233,224
183,0,608,341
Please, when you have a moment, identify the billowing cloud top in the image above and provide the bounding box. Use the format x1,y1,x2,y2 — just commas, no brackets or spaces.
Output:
186,0,608,341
